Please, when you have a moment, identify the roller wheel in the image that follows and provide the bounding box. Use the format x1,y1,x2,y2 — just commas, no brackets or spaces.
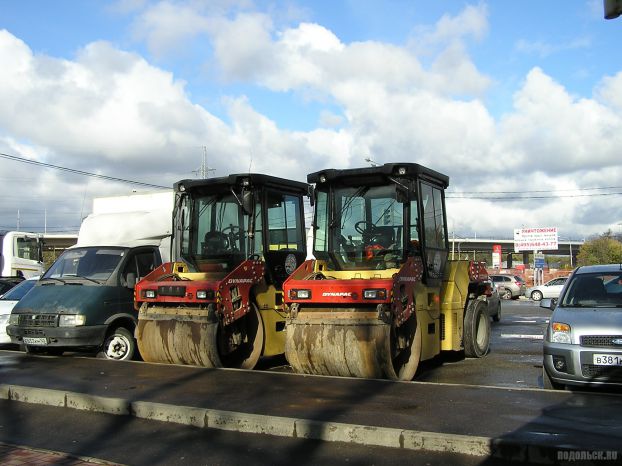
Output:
464,299,491,358
531,290,543,301
98,327,136,361
217,304,264,369
386,314,422,380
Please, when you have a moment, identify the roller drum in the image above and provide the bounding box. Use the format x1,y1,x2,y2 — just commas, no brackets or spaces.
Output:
285,310,421,380
136,305,222,367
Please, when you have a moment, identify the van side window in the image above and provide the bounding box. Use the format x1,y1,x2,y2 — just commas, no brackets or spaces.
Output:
123,250,158,285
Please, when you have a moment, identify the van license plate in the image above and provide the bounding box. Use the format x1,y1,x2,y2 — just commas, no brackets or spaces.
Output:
23,337,47,346
593,354,622,366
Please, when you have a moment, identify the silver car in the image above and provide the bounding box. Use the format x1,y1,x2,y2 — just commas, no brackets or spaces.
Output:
484,279,501,322
489,274,526,300
542,264,622,389
525,276,568,301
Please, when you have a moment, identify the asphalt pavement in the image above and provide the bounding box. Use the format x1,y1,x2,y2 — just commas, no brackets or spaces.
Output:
1,349,622,465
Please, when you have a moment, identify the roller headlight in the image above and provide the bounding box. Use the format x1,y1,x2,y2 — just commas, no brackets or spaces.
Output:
363,289,387,300
196,290,214,299
290,289,311,299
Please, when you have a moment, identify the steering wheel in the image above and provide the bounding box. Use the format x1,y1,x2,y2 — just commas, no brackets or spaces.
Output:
204,231,229,251
222,225,241,236
222,225,242,250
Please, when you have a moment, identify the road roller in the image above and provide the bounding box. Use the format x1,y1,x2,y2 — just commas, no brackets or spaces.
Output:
135,173,308,368
283,163,491,380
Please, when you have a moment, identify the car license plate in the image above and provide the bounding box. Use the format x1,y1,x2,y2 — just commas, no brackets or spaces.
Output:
23,337,47,346
593,354,622,366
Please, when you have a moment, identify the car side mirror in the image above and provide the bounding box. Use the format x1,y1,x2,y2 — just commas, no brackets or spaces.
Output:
540,298,557,310
126,272,137,289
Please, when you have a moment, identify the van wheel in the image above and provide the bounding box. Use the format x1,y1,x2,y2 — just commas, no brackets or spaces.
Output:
98,327,135,361
464,299,491,358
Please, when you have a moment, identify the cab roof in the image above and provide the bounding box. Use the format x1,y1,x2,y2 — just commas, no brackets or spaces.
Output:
307,163,449,188
175,173,308,194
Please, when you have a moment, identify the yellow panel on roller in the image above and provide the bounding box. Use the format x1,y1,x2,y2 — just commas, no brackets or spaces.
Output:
253,283,287,357
414,283,442,361
440,260,471,352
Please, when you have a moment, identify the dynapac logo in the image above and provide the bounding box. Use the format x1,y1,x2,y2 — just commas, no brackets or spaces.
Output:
227,278,254,284
322,292,352,297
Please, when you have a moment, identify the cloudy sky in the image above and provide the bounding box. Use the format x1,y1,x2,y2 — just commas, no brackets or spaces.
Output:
1,0,621,240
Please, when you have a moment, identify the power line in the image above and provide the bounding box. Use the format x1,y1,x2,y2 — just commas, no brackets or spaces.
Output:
447,192,622,200
450,186,622,194
0,152,170,190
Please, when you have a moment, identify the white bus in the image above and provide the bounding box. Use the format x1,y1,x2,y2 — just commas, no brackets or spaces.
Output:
0,231,44,278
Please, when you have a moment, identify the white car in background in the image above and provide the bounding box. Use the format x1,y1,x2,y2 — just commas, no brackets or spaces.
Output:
0,276,39,345
525,276,568,302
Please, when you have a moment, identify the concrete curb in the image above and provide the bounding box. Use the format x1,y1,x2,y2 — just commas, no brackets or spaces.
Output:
0,383,492,457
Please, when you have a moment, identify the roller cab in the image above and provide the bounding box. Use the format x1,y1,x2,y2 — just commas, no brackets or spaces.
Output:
283,163,491,380
135,174,308,368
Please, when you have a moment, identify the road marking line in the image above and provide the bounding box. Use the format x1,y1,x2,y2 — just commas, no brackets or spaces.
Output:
500,334,544,340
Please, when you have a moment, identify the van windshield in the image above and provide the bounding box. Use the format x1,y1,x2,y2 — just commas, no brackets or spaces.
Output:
43,247,126,282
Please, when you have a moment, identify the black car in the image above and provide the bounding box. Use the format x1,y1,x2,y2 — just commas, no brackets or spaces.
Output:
0,277,24,296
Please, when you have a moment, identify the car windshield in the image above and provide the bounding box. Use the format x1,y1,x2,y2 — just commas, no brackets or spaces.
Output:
0,279,37,301
43,247,126,281
560,272,622,308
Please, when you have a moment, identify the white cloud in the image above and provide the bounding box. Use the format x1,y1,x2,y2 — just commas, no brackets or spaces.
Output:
131,1,211,57
210,13,277,83
596,70,622,111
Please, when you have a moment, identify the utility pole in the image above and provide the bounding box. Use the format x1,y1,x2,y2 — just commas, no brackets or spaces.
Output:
194,146,216,179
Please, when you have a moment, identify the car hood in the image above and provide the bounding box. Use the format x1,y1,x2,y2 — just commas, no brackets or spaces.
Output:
551,306,622,344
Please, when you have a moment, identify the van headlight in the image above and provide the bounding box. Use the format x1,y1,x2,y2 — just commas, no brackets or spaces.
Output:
8,314,19,325
59,314,86,327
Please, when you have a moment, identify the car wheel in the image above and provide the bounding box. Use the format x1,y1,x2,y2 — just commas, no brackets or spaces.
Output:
531,290,543,301
500,288,512,300
98,327,135,361
542,367,564,390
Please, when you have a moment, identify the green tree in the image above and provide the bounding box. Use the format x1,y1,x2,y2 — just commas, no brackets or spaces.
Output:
576,232,622,266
